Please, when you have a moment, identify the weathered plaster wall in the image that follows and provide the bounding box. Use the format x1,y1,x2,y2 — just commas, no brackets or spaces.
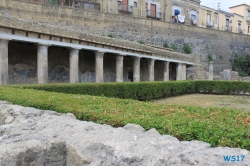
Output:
8,42,37,84
1,0,250,79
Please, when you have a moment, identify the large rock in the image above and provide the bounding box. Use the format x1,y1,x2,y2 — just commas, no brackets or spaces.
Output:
0,101,249,166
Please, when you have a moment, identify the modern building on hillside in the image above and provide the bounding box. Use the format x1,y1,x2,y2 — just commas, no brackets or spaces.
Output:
199,5,218,29
230,4,250,35
199,5,245,34
24,0,250,35
219,10,244,34
170,0,200,25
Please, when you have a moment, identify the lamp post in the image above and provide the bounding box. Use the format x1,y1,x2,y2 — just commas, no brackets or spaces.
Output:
218,3,220,30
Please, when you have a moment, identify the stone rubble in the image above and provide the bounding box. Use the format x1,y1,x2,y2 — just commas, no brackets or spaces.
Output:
0,101,249,166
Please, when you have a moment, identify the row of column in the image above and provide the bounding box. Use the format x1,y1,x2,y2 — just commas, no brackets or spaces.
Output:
176,63,187,80
0,40,187,85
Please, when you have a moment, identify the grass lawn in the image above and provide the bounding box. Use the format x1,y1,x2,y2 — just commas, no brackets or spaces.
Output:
153,94,250,112
0,86,249,150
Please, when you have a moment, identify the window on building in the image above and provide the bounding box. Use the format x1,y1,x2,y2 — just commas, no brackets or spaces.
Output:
172,6,181,16
214,15,218,23
238,23,242,33
174,9,180,15
248,26,250,33
134,2,137,7
248,10,250,18
191,14,196,20
190,10,197,21
226,19,229,26
207,14,211,21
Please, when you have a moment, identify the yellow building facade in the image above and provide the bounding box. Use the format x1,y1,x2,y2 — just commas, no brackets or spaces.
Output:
230,4,250,35
27,0,250,35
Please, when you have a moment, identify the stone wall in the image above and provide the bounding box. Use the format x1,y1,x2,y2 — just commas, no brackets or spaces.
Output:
1,101,249,165
1,0,250,78
241,76,250,82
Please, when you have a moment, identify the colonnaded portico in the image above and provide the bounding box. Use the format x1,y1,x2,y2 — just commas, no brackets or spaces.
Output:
0,31,193,85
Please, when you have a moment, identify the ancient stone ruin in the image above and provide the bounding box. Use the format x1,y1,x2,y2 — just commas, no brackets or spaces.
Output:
0,101,249,165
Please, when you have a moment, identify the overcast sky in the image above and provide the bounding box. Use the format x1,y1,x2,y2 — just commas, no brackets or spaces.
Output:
200,0,249,12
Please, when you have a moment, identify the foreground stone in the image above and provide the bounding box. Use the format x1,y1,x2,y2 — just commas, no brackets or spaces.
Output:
0,101,249,166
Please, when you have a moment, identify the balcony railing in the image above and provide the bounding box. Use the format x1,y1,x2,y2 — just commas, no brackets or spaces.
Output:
191,19,198,26
74,1,100,11
225,26,232,31
238,29,243,34
206,20,214,27
21,0,101,10
21,0,54,4
146,10,162,20
118,4,133,13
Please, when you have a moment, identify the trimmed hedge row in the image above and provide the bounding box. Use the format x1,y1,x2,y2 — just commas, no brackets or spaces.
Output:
0,86,249,150
20,81,195,101
195,81,250,95
15,81,250,101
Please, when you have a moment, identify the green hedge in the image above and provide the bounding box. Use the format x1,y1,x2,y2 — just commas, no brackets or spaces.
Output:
195,81,250,95
16,81,250,101
0,86,249,150
19,81,195,101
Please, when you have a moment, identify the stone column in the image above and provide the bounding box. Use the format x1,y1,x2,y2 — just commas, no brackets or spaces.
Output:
176,63,183,81
69,48,80,83
116,55,124,82
182,63,187,80
133,57,140,82
0,39,9,85
37,43,49,84
208,62,213,80
148,59,155,81
95,51,104,83
163,61,169,81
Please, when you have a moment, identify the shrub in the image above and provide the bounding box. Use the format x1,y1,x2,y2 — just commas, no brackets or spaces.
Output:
239,71,248,77
107,34,114,38
0,85,249,150
171,44,178,51
14,81,250,101
138,41,146,44
163,43,169,48
219,55,223,59
48,0,59,5
231,54,250,76
20,81,195,101
208,54,213,62
232,65,236,71
183,44,192,54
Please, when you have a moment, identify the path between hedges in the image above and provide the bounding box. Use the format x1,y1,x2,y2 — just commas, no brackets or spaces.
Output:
153,94,250,112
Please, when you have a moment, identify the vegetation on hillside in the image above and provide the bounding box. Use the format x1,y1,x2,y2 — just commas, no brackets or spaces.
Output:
183,44,192,54
208,54,213,62
231,54,250,77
